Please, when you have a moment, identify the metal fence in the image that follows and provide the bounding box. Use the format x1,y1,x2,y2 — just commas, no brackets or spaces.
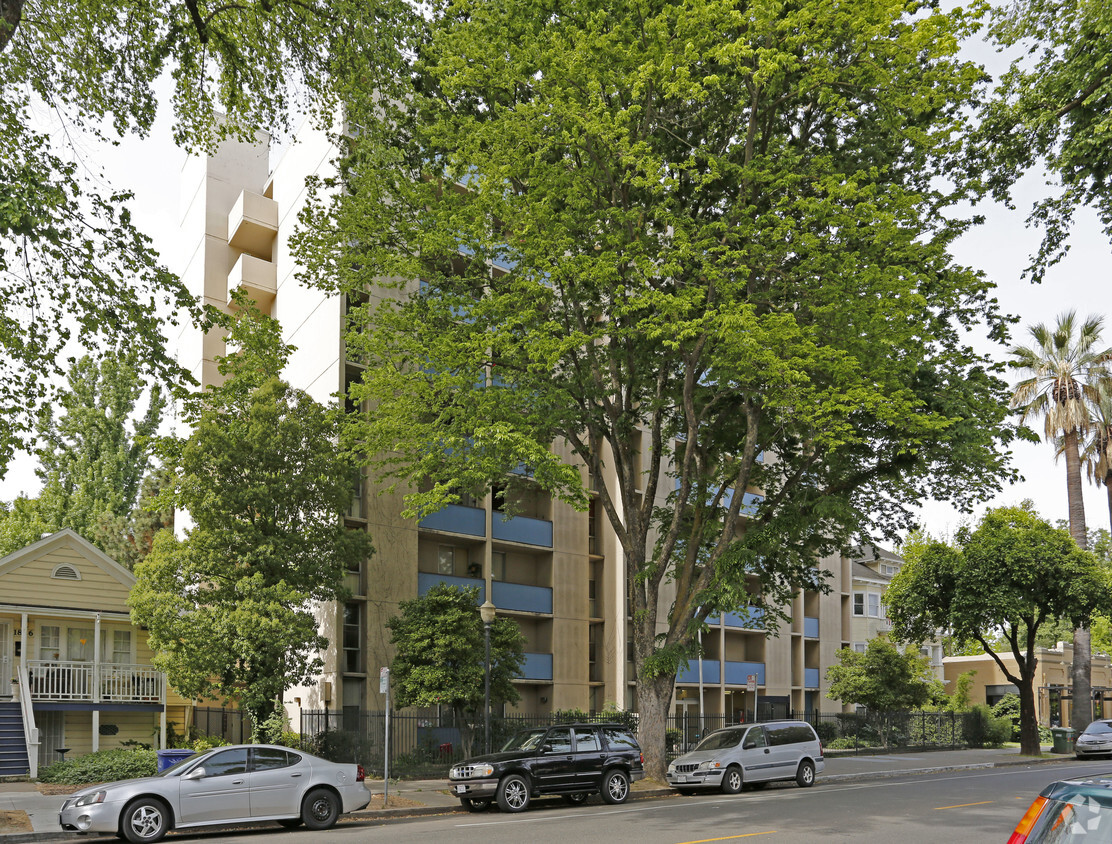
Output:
193,707,254,745
300,708,977,777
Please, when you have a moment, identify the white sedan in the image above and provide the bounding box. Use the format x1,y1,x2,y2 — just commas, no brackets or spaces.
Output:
58,744,370,843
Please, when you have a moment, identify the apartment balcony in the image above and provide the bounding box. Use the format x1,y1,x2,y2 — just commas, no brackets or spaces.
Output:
26,660,165,704
804,668,820,689
517,653,553,682
417,572,486,601
677,659,721,685
491,512,553,547
227,252,277,310
723,660,766,686
718,608,764,629
227,190,278,260
492,581,553,615
418,504,486,538
803,616,819,638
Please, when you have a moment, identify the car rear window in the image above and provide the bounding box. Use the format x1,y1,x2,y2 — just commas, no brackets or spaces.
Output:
1028,794,1112,842
767,724,817,746
602,728,639,751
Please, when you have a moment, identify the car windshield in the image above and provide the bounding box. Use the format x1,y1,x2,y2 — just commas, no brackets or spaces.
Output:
1084,722,1112,735
500,729,547,753
1030,796,1112,842
158,752,204,777
693,730,744,752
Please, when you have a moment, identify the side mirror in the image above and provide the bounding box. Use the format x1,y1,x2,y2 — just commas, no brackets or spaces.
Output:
742,740,756,750
183,767,206,780
542,744,553,753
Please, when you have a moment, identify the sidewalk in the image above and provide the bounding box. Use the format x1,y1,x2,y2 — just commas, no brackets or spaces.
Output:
0,746,1086,842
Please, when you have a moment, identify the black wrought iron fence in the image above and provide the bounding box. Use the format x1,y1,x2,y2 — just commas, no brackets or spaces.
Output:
192,707,253,745
301,708,978,777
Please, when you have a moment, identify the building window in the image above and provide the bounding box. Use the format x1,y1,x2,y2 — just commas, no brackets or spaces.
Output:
108,630,131,664
853,642,867,653
39,626,60,661
343,604,362,673
67,628,94,662
438,545,459,575
881,564,899,576
867,593,880,618
853,593,865,616
492,551,507,581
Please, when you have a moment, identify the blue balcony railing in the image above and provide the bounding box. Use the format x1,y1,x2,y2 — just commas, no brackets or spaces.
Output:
804,668,820,688
720,608,764,629
492,581,553,614
518,653,553,681
724,661,766,686
677,659,721,684
803,616,819,638
417,572,486,601
492,513,553,547
418,504,486,537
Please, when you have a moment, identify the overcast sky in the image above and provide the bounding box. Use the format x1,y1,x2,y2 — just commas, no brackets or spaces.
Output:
3,22,1110,547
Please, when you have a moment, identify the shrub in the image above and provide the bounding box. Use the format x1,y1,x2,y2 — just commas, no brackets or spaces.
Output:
38,749,157,784
991,694,1021,741
964,704,1012,748
191,735,230,753
813,721,838,743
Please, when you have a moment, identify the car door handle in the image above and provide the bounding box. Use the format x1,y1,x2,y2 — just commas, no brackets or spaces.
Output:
763,749,769,755
565,755,573,760
232,779,245,784
291,773,302,777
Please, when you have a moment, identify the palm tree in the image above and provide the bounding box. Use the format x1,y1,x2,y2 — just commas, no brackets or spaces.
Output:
1010,311,1112,734
1081,380,1112,530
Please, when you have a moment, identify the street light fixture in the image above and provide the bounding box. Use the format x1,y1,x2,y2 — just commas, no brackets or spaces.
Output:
480,600,496,755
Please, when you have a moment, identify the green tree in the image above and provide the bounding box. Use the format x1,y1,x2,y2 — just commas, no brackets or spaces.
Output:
0,495,53,557
826,638,934,747
0,0,412,478
91,467,174,570
1081,383,1112,529
386,584,524,756
979,0,1112,280
302,0,1018,777
1010,311,1112,732
128,301,373,725
886,506,1112,756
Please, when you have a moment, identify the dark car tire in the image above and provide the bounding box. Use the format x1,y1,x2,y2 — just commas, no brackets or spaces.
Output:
601,769,630,804
720,765,743,794
796,760,815,788
278,818,303,828
120,797,170,844
563,792,590,805
462,797,492,812
301,788,341,830
497,774,531,813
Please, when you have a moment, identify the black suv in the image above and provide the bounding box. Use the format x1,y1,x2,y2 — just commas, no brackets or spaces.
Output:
448,722,645,813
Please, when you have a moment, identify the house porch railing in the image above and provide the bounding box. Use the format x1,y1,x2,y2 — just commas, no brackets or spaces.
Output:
25,660,165,704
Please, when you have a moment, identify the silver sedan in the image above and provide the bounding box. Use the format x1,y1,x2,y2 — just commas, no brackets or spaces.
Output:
58,744,370,843
1075,720,1112,758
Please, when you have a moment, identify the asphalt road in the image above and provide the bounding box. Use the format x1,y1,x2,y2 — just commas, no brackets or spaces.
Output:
95,759,1112,844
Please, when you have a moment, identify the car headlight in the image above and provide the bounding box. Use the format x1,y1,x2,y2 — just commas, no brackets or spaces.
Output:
73,791,107,807
698,760,722,770
667,763,675,773
472,764,494,777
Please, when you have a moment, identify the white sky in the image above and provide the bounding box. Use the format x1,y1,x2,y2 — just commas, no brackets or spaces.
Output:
2,22,1110,545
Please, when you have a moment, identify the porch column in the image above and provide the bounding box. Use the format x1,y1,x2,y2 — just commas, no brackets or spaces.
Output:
160,709,166,749
19,612,26,672
92,614,101,703
92,710,100,752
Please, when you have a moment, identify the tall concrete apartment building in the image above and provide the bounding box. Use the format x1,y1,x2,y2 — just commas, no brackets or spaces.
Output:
177,120,860,727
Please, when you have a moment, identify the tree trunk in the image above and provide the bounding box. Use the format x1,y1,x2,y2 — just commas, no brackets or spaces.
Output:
1018,672,1042,756
636,674,676,781
1064,429,1092,733
0,0,23,53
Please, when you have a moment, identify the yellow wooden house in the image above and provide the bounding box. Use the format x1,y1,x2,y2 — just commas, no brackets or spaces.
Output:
0,530,191,777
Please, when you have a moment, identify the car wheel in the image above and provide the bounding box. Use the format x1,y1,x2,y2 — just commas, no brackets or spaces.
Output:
120,797,169,844
601,769,630,804
462,797,492,812
278,818,303,828
720,765,743,795
796,760,815,788
497,774,531,813
563,792,590,805
301,787,341,830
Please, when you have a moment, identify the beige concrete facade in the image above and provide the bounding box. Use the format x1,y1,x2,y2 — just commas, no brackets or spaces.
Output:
179,123,870,727
945,646,1112,727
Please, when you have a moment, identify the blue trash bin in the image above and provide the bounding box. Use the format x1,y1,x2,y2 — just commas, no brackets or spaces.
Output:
156,749,196,772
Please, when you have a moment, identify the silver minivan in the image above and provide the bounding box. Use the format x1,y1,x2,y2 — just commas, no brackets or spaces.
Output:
666,721,824,794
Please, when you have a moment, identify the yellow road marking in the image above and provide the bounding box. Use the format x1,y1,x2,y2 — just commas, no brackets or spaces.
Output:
674,834,777,843
934,801,994,810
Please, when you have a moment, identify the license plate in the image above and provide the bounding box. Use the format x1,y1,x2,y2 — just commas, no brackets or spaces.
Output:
455,784,467,794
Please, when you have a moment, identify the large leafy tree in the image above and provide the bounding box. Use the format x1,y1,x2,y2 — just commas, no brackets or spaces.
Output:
978,0,1112,279
129,302,374,724
387,584,524,756
1010,311,1112,732
92,466,174,570
0,0,411,477
1081,382,1112,529
299,0,1019,777
886,506,1112,756
826,638,935,747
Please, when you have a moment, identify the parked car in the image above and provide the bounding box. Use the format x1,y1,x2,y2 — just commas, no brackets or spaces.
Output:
448,722,645,813
58,744,369,843
666,720,824,793
1008,773,1112,842
1074,720,1112,758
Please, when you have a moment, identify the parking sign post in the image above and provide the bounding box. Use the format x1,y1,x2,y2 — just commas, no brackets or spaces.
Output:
747,674,758,722
380,667,390,806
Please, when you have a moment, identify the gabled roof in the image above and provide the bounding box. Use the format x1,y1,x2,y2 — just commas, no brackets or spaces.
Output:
0,529,135,588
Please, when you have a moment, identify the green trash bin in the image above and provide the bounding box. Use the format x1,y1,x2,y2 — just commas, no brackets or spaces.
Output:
1051,727,1076,754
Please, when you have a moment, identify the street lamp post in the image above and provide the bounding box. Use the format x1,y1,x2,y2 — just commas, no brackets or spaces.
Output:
480,600,496,755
